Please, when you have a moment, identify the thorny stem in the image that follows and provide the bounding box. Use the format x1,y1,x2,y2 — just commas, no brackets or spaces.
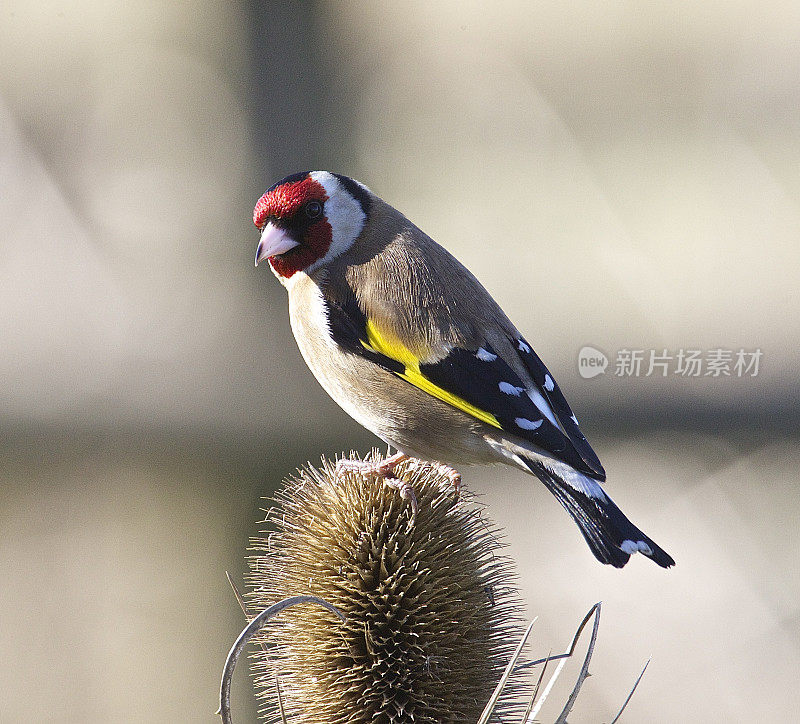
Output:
516,602,602,673
553,602,602,723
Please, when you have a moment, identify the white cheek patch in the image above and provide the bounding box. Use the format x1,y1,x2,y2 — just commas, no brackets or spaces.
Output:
309,171,367,264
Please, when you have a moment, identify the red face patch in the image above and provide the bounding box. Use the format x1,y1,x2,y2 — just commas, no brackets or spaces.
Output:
253,176,327,229
253,176,332,278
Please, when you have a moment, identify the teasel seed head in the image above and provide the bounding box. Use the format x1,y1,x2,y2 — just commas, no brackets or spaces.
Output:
246,452,521,723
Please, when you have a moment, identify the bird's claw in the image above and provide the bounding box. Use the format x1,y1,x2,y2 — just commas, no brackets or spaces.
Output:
382,476,419,524
435,462,461,498
408,460,461,500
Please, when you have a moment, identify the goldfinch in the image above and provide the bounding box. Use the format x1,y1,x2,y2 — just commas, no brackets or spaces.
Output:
254,171,674,569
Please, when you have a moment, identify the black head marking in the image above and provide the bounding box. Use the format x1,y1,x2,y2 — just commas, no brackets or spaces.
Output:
266,171,311,194
332,173,372,216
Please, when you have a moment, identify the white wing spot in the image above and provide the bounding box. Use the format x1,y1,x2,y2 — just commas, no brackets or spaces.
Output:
476,347,498,362
544,374,554,391
570,413,579,426
526,387,560,429
499,381,524,396
515,417,543,430
621,539,653,556
518,339,531,353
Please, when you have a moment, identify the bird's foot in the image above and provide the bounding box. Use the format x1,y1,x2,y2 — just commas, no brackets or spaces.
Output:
405,459,461,500
336,452,408,479
336,453,417,522
432,461,462,498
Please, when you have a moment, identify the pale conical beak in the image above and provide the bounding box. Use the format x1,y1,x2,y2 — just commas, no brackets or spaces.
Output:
255,223,300,266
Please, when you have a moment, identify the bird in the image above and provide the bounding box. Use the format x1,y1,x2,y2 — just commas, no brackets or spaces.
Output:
253,171,674,569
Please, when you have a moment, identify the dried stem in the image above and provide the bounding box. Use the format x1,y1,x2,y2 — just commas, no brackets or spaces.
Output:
516,602,602,673
218,595,345,724
553,601,602,723
608,659,650,724
524,602,601,721
521,650,551,723
476,618,537,724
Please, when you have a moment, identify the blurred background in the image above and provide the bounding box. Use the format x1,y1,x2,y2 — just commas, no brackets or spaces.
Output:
1,1,798,721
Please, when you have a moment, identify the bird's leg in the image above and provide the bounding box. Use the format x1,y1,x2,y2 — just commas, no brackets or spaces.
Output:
336,452,418,521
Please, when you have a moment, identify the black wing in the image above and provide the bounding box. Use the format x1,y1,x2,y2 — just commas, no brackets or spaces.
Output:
513,336,605,479
419,342,604,479
324,286,603,479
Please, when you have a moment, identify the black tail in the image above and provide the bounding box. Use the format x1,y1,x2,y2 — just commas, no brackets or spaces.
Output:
523,459,675,569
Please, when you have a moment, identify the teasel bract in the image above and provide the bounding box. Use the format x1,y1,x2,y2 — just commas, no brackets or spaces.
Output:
246,452,521,723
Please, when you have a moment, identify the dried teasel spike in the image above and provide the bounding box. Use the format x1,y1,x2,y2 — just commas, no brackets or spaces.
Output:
247,451,521,723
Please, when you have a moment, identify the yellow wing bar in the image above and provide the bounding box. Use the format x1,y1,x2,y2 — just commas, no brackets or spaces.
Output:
363,319,502,429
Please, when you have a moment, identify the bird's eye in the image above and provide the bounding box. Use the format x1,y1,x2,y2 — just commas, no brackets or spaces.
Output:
305,200,323,219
